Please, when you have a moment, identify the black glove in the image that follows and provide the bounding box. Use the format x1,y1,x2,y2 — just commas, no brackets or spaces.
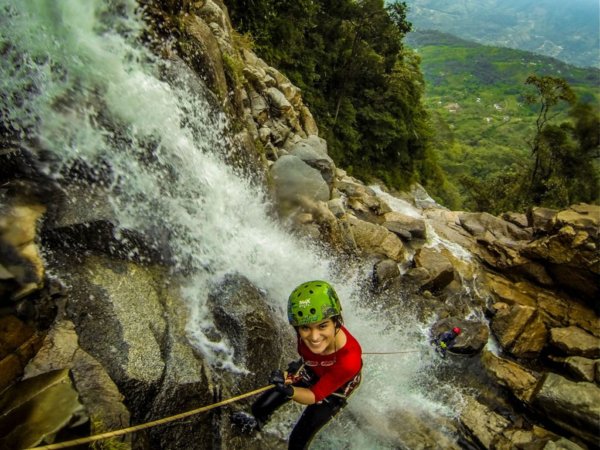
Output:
286,359,303,375
269,370,294,398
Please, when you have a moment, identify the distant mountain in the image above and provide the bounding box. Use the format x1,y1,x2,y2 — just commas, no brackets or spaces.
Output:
405,29,600,204
403,0,600,69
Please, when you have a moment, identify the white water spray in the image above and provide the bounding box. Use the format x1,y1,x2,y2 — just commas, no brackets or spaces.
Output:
1,2,463,447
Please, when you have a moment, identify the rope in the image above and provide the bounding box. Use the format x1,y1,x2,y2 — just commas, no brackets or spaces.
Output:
27,384,275,450
26,350,421,449
363,350,420,355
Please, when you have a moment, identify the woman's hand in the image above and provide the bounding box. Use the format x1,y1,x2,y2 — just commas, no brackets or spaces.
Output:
269,370,294,398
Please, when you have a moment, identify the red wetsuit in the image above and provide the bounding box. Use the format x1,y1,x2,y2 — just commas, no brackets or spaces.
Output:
297,325,363,402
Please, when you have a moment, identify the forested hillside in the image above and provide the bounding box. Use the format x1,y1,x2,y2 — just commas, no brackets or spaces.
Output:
224,0,456,204
224,1,599,214
407,30,600,212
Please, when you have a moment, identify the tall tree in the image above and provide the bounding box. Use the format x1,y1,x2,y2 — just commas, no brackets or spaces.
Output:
523,75,576,199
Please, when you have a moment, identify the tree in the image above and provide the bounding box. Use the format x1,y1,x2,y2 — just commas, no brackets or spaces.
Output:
523,75,575,199
225,0,442,194
522,76,599,207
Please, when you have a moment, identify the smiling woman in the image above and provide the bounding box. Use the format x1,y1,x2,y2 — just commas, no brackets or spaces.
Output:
231,280,363,450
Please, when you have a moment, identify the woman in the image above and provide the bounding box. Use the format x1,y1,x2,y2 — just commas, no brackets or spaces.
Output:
231,280,363,449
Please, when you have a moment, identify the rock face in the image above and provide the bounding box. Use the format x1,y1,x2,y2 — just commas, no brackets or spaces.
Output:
532,372,600,446
0,1,598,449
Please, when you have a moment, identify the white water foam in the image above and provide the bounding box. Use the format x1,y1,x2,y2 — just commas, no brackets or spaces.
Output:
1,2,461,446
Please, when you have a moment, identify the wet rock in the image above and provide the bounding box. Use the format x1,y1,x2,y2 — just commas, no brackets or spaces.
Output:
372,259,400,292
362,408,461,450
209,273,295,392
24,320,130,446
531,372,600,446
179,14,228,101
271,154,330,209
431,318,488,355
549,326,600,358
382,211,426,240
481,350,539,403
460,396,510,449
490,302,548,358
347,216,405,261
528,207,558,234
414,247,454,293
548,355,599,383
0,316,42,392
0,196,46,300
0,369,86,449
459,212,531,242
60,255,167,411
289,135,335,188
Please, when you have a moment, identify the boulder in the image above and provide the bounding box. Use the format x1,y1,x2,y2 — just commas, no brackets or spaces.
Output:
481,350,539,403
414,247,454,292
549,326,600,358
208,273,296,393
459,212,531,242
490,302,548,358
528,207,558,233
289,135,335,187
532,372,600,445
372,259,400,291
382,211,427,240
548,355,599,383
0,196,47,300
460,396,510,449
431,318,488,355
61,256,168,410
24,320,130,444
346,216,405,261
270,154,330,208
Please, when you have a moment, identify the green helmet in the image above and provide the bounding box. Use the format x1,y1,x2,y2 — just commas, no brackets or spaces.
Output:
287,280,342,326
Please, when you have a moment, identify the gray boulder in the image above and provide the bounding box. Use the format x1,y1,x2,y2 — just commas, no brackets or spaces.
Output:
532,372,600,446
271,155,330,208
289,135,335,187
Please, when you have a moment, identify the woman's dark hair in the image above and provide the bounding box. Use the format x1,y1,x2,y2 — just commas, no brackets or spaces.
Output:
332,315,344,329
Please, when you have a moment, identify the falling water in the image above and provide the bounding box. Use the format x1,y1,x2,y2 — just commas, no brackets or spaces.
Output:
1,1,464,447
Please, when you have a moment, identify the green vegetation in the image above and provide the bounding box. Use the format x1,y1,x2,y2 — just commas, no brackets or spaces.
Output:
225,0,457,206
409,30,600,212
223,5,599,213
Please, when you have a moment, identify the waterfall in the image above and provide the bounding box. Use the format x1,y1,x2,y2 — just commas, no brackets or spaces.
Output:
1,1,463,448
